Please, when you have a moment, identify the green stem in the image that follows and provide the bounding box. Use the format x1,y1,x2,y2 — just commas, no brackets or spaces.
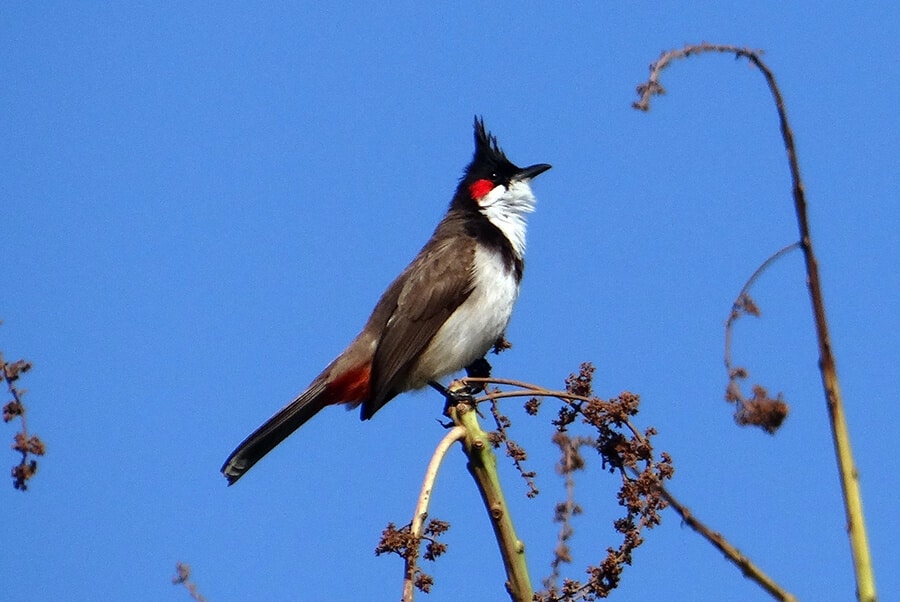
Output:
750,50,878,602
635,44,877,601
449,401,533,601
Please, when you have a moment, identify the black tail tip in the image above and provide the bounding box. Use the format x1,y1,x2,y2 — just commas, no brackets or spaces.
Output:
221,460,245,486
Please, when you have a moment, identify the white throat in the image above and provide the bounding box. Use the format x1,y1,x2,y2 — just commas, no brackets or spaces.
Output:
477,179,537,258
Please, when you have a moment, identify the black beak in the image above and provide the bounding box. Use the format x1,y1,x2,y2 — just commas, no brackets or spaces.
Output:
515,163,552,181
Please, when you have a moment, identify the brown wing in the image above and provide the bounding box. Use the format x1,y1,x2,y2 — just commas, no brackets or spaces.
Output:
362,233,475,419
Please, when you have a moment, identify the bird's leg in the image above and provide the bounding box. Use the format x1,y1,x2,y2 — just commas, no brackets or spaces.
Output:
464,357,492,394
429,379,476,419
430,356,493,419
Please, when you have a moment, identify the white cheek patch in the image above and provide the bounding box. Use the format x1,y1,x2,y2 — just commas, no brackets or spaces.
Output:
477,179,537,259
477,183,507,208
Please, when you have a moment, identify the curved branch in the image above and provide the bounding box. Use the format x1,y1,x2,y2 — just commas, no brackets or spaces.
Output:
724,241,802,377
402,426,466,602
462,377,645,441
634,42,877,601
724,243,799,432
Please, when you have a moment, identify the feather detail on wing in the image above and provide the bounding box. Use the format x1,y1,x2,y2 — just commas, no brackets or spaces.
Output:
362,235,475,418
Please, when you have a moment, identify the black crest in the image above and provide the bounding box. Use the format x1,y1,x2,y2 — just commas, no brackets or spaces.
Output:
465,117,520,184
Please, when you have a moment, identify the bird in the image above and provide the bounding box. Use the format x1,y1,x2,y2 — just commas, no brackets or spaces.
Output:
221,117,551,484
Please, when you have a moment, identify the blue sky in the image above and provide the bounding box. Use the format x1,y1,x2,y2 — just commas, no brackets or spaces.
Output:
3,3,897,601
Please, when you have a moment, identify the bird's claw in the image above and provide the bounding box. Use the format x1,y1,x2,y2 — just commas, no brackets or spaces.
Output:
429,379,478,416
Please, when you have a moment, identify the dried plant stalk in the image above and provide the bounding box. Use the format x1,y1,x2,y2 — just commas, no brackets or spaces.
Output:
634,42,877,601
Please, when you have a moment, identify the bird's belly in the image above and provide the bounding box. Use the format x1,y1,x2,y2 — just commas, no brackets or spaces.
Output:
409,247,519,388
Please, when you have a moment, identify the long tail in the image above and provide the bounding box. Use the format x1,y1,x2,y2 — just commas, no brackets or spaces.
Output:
221,381,329,484
221,361,371,485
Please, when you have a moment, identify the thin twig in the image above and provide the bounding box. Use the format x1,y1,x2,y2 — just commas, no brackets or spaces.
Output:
488,397,539,497
462,377,645,441
172,562,209,602
658,485,797,602
724,243,799,432
543,431,588,592
724,242,802,376
633,43,763,112
402,426,466,602
1,348,44,490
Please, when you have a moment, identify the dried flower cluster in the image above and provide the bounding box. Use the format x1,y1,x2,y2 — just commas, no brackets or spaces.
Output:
171,562,209,602
535,363,674,601
376,519,450,594
725,288,792,434
2,348,45,491
384,363,673,600
728,382,789,433
543,430,587,591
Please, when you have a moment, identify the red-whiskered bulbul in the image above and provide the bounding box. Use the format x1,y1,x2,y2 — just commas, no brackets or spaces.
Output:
222,117,550,484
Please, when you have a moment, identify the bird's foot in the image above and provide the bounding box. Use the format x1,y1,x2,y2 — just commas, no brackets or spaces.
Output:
429,379,478,418
430,357,494,420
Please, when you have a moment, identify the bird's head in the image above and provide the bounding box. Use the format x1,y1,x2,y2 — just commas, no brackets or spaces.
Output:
455,117,551,257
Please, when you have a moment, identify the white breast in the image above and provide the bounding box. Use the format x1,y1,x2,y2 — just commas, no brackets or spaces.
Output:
408,245,519,388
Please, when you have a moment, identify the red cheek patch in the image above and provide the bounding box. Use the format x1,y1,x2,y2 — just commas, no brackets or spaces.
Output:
468,178,494,200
